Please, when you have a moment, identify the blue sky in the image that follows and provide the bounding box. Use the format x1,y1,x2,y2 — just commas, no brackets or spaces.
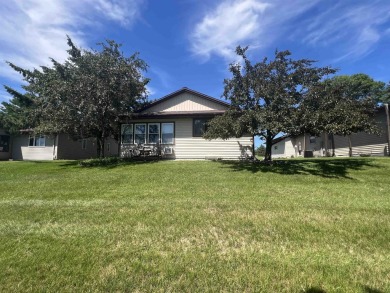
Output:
1,0,390,145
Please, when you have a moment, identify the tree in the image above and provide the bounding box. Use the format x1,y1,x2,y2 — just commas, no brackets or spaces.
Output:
204,47,335,161
299,74,382,156
255,145,265,157
0,86,39,134
3,37,149,157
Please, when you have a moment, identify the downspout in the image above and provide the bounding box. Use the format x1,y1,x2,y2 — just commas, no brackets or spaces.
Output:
9,135,13,160
385,104,390,156
53,134,58,160
348,135,352,157
323,132,327,157
252,135,256,160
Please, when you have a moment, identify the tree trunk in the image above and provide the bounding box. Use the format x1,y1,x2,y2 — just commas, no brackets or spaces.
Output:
348,135,352,157
331,134,336,157
96,135,105,158
264,131,273,162
252,135,256,161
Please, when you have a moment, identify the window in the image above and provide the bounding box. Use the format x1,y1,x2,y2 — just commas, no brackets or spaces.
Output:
121,124,133,144
161,123,174,144
107,143,110,152
0,135,10,152
29,135,46,147
148,123,160,144
120,122,175,145
309,136,316,144
193,118,209,137
82,139,87,150
134,124,146,144
274,145,278,150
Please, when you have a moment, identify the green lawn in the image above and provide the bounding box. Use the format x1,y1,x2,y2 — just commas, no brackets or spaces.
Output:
0,158,389,292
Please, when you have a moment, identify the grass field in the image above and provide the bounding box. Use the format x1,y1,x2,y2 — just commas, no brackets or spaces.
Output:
0,158,389,292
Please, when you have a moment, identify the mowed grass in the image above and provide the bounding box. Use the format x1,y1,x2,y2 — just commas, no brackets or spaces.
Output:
0,158,389,292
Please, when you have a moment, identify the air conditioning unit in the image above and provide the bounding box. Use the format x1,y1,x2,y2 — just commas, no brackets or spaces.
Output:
163,147,173,155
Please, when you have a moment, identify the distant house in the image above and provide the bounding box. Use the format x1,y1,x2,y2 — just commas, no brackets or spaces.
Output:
2,130,118,161
272,106,390,158
120,87,253,160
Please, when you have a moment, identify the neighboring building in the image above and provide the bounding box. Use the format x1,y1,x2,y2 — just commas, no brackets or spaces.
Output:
6,131,118,161
272,106,390,158
0,128,11,160
120,87,253,160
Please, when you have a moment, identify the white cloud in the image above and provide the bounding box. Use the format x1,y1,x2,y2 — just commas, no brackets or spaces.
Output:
0,0,145,85
145,85,156,97
298,1,390,62
190,0,390,63
190,0,321,61
94,0,145,27
191,0,269,60
149,67,173,90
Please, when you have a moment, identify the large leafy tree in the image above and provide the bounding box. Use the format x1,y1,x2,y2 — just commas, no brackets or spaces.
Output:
204,47,335,161
299,74,384,156
2,37,149,157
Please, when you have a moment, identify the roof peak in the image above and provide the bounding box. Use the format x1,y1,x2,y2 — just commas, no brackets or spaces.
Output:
138,87,230,112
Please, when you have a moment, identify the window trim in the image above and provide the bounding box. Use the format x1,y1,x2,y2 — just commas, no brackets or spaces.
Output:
161,122,175,145
148,123,160,144
192,118,210,137
121,124,134,144
134,123,147,145
120,122,175,145
28,135,46,147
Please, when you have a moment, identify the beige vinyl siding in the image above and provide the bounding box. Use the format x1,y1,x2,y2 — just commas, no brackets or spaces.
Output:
348,111,388,156
175,118,251,159
142,92,228,113
333,135,350,156
273,109,389,157
120,118,252,160
272,137,296,158
56,134,119,160
11,135,56,160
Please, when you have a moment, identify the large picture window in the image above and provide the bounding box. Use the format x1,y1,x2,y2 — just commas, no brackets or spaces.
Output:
134,124,146,144
161,123,174,144
193,118,209,137
121,124,133,144
148,123,160,144
29,135,46,147
120,122,175,145
0,135,10,152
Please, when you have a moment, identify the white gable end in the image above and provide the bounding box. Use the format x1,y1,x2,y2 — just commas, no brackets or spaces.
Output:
141,92,228,113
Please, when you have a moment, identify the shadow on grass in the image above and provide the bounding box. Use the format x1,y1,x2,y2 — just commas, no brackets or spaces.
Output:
303,288,326,293
302,285,383,293
58,157,161,169
217,158,378,179
363,286,384,293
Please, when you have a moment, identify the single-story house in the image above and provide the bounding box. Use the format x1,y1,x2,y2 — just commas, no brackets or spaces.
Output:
1,129,118,161
120,87,253,160
272,105,390,158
